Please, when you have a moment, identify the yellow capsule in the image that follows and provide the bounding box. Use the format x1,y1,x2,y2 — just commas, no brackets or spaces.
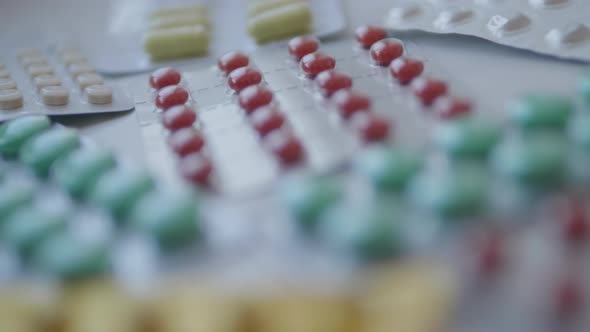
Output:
247,2,312,44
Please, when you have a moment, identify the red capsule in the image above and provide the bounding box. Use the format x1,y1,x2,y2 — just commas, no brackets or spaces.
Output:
476,231,505,277
288,36,320,61
300,52,336,78
168,128,205,157
265,131,304,165
433,96,472,119
149,67,181,90
561,199,589,244
162,104,196,130
251,106,285,136
218,51,249,75
390,57,424,84
411,78,448,106
370,39,404,66
355,25,387,49
238,85,273,114
155,85,189,109
554,276,583,318
228,67,263,92
332,90,371,119
350,112,391,142
179,153,213,186
315,70,353,97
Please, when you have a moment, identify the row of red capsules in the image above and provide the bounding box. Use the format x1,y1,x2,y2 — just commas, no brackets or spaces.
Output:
149,68,212,187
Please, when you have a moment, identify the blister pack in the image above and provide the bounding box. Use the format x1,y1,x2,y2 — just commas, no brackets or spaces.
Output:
0,47,134,121
384,0,590,62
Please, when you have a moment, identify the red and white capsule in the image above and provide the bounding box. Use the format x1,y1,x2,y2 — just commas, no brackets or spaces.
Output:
390,57,424,84
228,66,263,92
370,39,404,66
300,52,336,78
155,85,189,109
218,51,249,75
251,106,285,136
168,128,205,157
315,70,353,98
162,104,196,130
288,36,320,61
355,25,387,49
332,90,371,119
411,77,448,106
238,85,274,114
149,67,181,90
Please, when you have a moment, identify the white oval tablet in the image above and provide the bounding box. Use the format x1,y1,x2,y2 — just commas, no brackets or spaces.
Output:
21,55,48,68
62,52,87,66
0,70,10,79
85,84,113,104
28,64,54,78
34,74,62,91
41,86,69,106
77,73,104,91
68,63,96,78
0,78,17,91
0,89,23,109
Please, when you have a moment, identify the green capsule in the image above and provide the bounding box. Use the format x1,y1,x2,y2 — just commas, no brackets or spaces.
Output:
355,147,422,192
0,115,51,157
282,176,342,231
52,148,116,199
492,133,567,187
2,204,68,257
131,189,200,249
0,181,34,222
318,203,401,260
508,94,573,131
90,168,155,219
409,164,489,218
579,72,590,106
568,114,590,150
19,127,80,177
435,118,501,159
34,232,109,280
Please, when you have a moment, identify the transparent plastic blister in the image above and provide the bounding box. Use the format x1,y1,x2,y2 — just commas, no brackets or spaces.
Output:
384,0,590,62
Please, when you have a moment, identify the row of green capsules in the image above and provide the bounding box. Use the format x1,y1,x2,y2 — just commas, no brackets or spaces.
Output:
281,71,590,261
0,115,204,281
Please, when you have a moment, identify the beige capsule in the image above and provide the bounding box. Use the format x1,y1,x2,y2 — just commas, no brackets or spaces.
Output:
77,73,103,91
0,89,23,109
69,63,96,78
0,70,10,79
0,78,17,91
34,74,61,92
41,86,69,106
85,84,113,105
28,64,54,78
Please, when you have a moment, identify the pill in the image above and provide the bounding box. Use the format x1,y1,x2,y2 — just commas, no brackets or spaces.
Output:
435,118,501,159
315,70,353,97
0,89,23,110
150,67,182,90
144,25,210,61
332,90,371,119
247,2,312,44
0,70,10,78
492,133,567,187
41,86,69,106
33,74,61,91
389,4,422,22
300,52,336,78
0,181,34,220
354,147,422,192
251,105,285,136
238,85,274,113
62,52,87,66
17,48,42,59
2,205,68,257
508,94,573,130
411,77,448,105
288,35,320,60
131,189,201,249
409,164,489,217
318,203,401,259
370,39,404,66
553,276,583,318
34,232,110,279
27,64,54,78
217,51,249,75
350,112,391,143
390,57,424,84
19,127,81,177
168,128,205,156
265,130,304,165
20,55,48,68
179,153,213,186
434,9,474,28
281,176,342,230
0,115,51,156
546,24,590,48
149,13,211,30
91,168,155,218
85,84,113,105
228,66,262,92
77,73,104,91
580,72,590,105
0,78,17,90
433,96,472,119
68,63,96,78
52,148,116,199
474,231,505,276
355,25,387,49
560,199,589,243
162,104,197,130
156,85,190,109
487,12,531,37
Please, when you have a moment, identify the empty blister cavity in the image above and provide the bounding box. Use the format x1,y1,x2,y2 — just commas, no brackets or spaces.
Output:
487,12,531,37
389,4,422,23
434,8,474,29
546,23,590,48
